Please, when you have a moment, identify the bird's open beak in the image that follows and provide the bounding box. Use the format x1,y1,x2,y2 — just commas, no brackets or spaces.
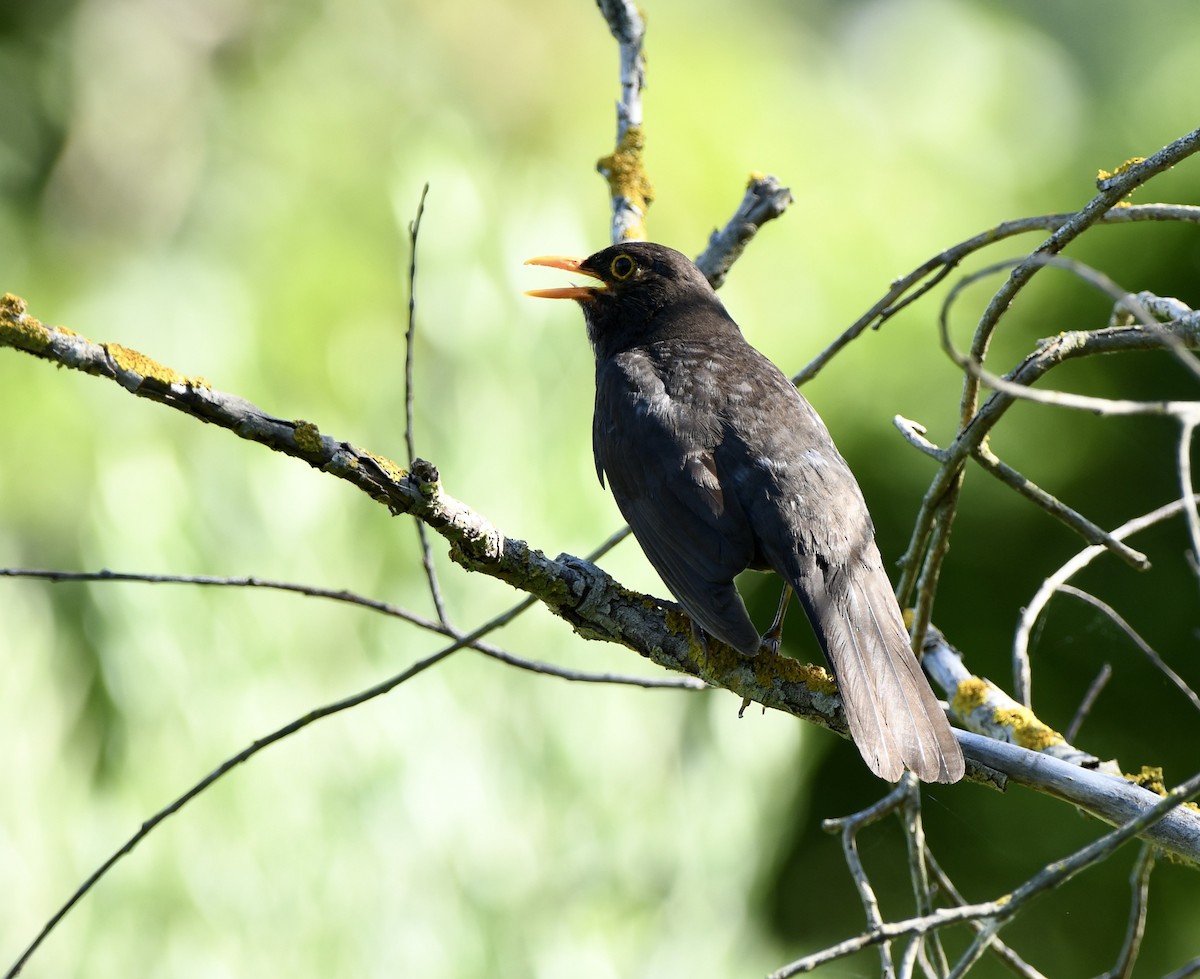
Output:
524,255,605,300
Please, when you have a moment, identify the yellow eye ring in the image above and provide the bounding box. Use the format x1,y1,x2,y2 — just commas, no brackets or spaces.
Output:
610,254,635,280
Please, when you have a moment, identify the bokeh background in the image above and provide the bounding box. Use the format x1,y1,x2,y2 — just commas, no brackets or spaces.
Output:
2,0,1199,975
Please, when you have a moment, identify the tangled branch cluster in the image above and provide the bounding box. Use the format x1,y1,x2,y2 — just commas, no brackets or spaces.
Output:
2,2,1199,977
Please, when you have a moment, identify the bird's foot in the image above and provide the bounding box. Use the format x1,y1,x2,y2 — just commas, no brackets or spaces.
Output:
758,633,782,656
760,584,792,656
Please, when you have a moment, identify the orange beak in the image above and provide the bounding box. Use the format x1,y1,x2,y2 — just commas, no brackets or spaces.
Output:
524,255,605,299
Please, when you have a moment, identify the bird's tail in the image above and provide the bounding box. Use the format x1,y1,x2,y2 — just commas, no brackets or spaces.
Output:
791,561,965,784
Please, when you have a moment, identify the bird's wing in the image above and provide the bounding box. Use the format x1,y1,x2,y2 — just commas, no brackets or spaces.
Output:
721,354,964,782
593,358,763,655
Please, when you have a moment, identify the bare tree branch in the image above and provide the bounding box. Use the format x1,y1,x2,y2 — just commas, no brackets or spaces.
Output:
922,628,1200,865
769,769,1200,978
0,294,852,740
1066,662,1113,743
822,778,917,977
694,173,794,288
794,203,1200,388
1162,956,1200,979
926,853,1049,979
899,251,1200,653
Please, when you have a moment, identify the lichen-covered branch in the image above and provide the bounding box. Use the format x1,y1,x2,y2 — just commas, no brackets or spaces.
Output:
594,0,652,242
0,293,844,738
591,6,793,277
8,290,1200,867
922,627,1200,866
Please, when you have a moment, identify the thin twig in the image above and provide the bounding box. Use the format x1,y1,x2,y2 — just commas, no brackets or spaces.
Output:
1178,413,1200,571
1066,663,1113,743
1014,496,1200,707
0,566,702,691
892,416,949,462
1058,584,1200,715
896,937,919,979
926,853,1049,979
1162,956,1200,979
937,256,1199,419
822,779,918,979
403,183,450,625
794,203,1200,387
1096,843,1155,979
898,782,949,978
910,496,957,655
972,442,1145,565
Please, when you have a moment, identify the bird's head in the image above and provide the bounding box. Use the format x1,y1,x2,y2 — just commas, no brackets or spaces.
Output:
526,242,731,357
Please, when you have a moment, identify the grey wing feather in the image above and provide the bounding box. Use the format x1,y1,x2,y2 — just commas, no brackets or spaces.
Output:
594,368,762,655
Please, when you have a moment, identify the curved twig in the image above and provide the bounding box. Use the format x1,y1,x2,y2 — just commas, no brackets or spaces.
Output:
1057,584,1200,715
794,203,1200,387
403,183,450,625
1014,496,1200,708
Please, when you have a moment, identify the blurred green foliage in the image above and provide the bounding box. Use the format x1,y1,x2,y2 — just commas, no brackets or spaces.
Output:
2,0,1198,976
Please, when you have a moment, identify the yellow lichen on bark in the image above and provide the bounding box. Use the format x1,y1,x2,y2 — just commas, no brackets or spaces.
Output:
105,342,208,389
597,125,654,239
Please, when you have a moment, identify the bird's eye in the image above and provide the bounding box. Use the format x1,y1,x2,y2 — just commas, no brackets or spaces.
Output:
610,254,636,280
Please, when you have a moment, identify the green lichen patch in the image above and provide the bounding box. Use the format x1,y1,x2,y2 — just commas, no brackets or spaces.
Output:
1097,156,1146,206
362,450,405,483
951,676,989,716
0,293,53,353
292,420,324,454
596,125,654,238
105,342,206,388
1126,765,1166,796
991,706,1063,751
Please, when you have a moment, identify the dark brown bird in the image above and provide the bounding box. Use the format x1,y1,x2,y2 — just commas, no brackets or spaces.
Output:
526,242,964,783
